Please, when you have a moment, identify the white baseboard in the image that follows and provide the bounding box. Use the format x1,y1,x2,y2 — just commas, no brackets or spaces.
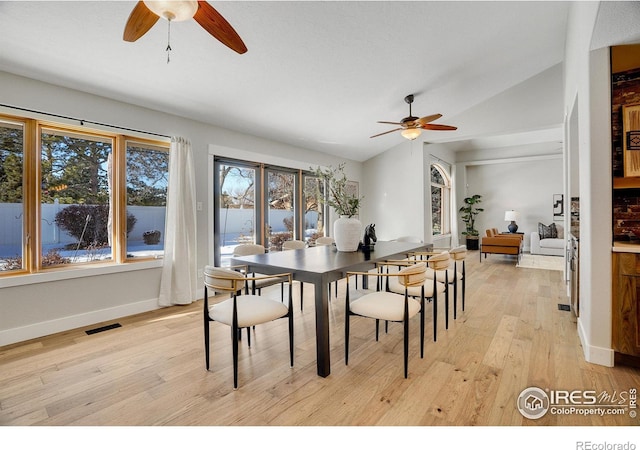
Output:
0,297,162,347
577,317,615,367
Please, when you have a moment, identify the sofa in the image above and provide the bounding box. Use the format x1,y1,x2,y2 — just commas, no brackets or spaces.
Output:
480,228,523,263
530,223,565,256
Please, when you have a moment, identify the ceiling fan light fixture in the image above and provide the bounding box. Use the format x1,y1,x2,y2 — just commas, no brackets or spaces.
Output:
144,0,198,21
401,128,422,140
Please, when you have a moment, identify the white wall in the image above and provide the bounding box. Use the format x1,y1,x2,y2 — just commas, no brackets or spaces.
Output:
361,139,425,242
562,2,614,367
459,152,563,251
0,71,362,346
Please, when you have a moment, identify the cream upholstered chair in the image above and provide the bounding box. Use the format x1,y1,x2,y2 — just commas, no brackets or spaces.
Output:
315,236,339,298
232,244,285,297
449,245,467,317
424,251,455,330
383,260,447,342
203,266,294,389
281,240,307,310
344,262,427,378
315,236,334,246
282,240,306,250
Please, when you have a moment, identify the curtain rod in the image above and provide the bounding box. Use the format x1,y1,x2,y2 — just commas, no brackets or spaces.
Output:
0,103,171,139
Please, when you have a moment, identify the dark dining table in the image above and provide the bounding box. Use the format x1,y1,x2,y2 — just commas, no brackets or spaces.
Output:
230,240,429,377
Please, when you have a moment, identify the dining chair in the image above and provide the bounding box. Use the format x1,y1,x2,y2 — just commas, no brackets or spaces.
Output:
281,239,307,310
344,262,427,378
233,243,286,298
203,266,294,389
315,236,339,299
383,260,447,342
449,245,467,317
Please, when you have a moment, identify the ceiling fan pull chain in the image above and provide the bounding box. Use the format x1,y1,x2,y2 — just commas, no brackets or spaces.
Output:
166,19,172,64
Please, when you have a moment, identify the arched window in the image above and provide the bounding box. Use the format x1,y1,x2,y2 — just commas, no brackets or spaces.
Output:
430,163,451,236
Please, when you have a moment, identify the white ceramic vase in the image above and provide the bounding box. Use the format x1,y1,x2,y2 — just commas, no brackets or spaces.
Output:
334,216,362,252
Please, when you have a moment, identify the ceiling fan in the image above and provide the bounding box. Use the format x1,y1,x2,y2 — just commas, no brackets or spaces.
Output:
123,1,247,55
370,95,457,140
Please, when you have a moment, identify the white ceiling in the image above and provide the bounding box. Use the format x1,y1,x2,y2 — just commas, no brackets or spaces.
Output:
0,1,574,161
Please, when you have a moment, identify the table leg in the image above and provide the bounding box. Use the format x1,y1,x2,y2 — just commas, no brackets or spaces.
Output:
314,276,331,377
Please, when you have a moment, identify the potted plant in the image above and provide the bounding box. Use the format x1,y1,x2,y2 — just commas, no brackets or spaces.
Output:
311,163,363,251
459,194,483,250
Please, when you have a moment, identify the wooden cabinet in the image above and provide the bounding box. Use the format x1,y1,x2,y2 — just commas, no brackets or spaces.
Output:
612,252,640,358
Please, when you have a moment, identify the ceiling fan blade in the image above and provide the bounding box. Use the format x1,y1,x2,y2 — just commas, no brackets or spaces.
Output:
417,114,443,125
370,128,403,138
123,1,159,42
194,1,247,54
420,124,458,131
377,121,405,126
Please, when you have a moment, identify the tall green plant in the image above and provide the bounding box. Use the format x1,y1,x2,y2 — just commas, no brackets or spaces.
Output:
459,194,483,237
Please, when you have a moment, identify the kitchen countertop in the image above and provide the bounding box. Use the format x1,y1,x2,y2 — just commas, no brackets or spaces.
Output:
613,241,640,253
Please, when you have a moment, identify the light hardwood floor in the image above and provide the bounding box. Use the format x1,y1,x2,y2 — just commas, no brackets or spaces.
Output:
1,251,638,426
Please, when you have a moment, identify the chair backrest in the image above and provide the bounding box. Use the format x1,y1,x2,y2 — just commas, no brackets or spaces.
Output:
282,240,306,250
315,236,334,246
233,243,266,257
427,251,450,271
397,262,427,287
395,235,423,243
203,266,246,292
449,245,467,261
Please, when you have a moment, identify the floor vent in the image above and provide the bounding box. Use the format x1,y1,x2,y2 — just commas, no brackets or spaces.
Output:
557,304,571,312
85,323,122,335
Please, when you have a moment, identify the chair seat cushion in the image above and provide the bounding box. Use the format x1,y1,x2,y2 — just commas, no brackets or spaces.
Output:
350,291,421,322
387,276,446,297
209,296,288,327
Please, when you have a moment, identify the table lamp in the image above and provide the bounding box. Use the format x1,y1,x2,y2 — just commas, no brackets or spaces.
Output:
505,210,520,233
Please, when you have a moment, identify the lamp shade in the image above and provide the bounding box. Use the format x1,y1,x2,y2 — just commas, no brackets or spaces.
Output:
401,128,422,140
144,1,198,21
504,210,519,222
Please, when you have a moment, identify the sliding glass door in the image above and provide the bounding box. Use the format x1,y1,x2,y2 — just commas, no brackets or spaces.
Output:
213,157,326,265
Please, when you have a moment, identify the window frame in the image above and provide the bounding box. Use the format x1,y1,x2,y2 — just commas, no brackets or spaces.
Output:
0,112,170,279
430,163,451,236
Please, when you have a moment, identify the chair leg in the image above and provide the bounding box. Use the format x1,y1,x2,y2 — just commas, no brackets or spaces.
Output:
232,295,239,389
445,270,449,329
462,260,466,311
345,280,351,366
204,286,210,370
403,293,409,379
433,276,438,342
420,288,425,359
300,281,304,311
246,327,251,347
376,319,380,341
453,266,458,320
288,282,294,367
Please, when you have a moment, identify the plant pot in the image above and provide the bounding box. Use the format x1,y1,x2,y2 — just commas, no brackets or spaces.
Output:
334,216,361,252
465,236,479,251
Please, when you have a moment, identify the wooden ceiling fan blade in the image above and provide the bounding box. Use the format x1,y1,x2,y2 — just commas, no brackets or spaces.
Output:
123,1,159,42
194,1,247,54
420,124,458,131
370,128,403,138
417,113,443,125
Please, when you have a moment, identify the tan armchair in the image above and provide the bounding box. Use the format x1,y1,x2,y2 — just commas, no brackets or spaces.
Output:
480,229,523,263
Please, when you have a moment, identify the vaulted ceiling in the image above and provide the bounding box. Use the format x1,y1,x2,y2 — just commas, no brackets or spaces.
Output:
0,1,586,161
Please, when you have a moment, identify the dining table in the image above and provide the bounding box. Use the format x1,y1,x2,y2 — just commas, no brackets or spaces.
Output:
230,240,430,377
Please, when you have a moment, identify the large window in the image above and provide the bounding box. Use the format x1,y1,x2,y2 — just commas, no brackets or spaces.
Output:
0,113,169,275
431,163,451,236
214,158,325,265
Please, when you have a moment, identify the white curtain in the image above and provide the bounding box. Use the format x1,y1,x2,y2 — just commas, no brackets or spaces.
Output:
158,137,197,306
